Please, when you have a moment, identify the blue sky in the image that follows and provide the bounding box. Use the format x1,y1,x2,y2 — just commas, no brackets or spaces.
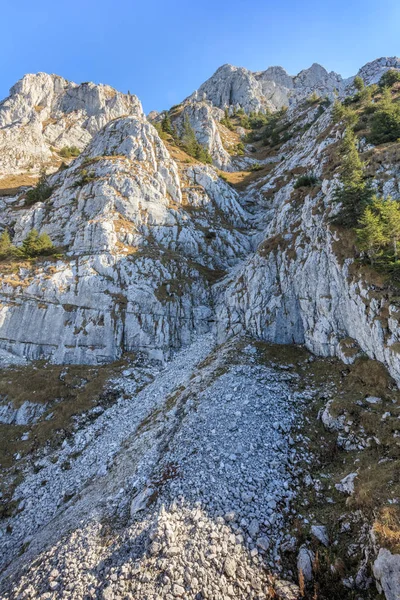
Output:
1,0,399,113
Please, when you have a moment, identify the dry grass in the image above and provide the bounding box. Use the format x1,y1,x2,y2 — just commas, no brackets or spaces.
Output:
0,357,135,472
255,340,400,594
373,506,400,553
0,174,39,197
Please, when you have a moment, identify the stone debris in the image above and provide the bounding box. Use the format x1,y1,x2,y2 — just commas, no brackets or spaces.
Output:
335,472,358,496
0,337,313,599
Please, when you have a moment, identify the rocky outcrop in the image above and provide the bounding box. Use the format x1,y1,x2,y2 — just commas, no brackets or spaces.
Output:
0,73,140,176
373,548,400,600
0,105,250,364
192,57,400,114
171,100,233,170
216,102,400,385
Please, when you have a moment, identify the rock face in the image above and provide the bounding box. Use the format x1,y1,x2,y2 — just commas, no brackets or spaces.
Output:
373,548,400,600
215,101,400,385
171,99,233,170
0,99,250,364
192,57,400,113
1,56,400,377
0,72,140,176
193,62,344,113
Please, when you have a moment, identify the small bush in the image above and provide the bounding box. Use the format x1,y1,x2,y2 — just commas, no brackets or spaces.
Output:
59,146,80,159
221,108,234,130
307,91,320,104
294,173,318,188
250,163,263,172
72,169,96,187
232,142,245,156
25,169,53,206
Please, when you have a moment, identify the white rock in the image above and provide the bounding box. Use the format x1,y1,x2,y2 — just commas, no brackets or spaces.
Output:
373,548,400,600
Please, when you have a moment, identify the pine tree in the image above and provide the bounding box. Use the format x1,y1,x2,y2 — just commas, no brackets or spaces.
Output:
356,207,387,264
354,76,365,91
369,86,400,144
0,230,12,259
25,168,53,206
181,115,198,156
378,197,400,258
161,112,174,136
22,229,53,257
332,99,345,123
332,128,373,227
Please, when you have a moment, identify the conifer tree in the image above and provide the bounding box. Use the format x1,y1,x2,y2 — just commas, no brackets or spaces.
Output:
0,230,12,259
356,206,387,264
378,197,400,258
332,128,373,227
354,76,365,91
22,229,53,257
161,112,174,136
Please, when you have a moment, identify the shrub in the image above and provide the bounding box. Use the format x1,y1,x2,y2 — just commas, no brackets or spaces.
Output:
72,169,96,187
248,111,271,129
21,229,54,258
25,169,53,206
293,173,318,188
332,100,346,123
307,91,320,104
221,108,234,130
232,142,245,156
250,162,263,172
356,197,400,265
59,146,80,159
379,69,400,88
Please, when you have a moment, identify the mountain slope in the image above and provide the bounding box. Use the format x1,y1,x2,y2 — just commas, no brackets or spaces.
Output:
1,56,400,599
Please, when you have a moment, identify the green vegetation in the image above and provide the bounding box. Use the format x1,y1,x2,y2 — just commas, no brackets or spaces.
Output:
379,69,400,88
293,173,318,189
332,128,373,227
180,116,212,164
249,162,263,172
307,91,320,104
72,168,96,187
368,86,400,144
331,100,358,127
59,146,80,159
25,169,53,206
353,75,365,91
0,229,55,260
152,121,167,140
21,229,54,257
220,108,234,130
0,231,14,259
230,142,245,156
161,112,174,136
356,197,400,265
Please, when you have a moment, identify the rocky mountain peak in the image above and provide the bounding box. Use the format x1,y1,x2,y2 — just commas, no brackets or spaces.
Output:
0,72,141,177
